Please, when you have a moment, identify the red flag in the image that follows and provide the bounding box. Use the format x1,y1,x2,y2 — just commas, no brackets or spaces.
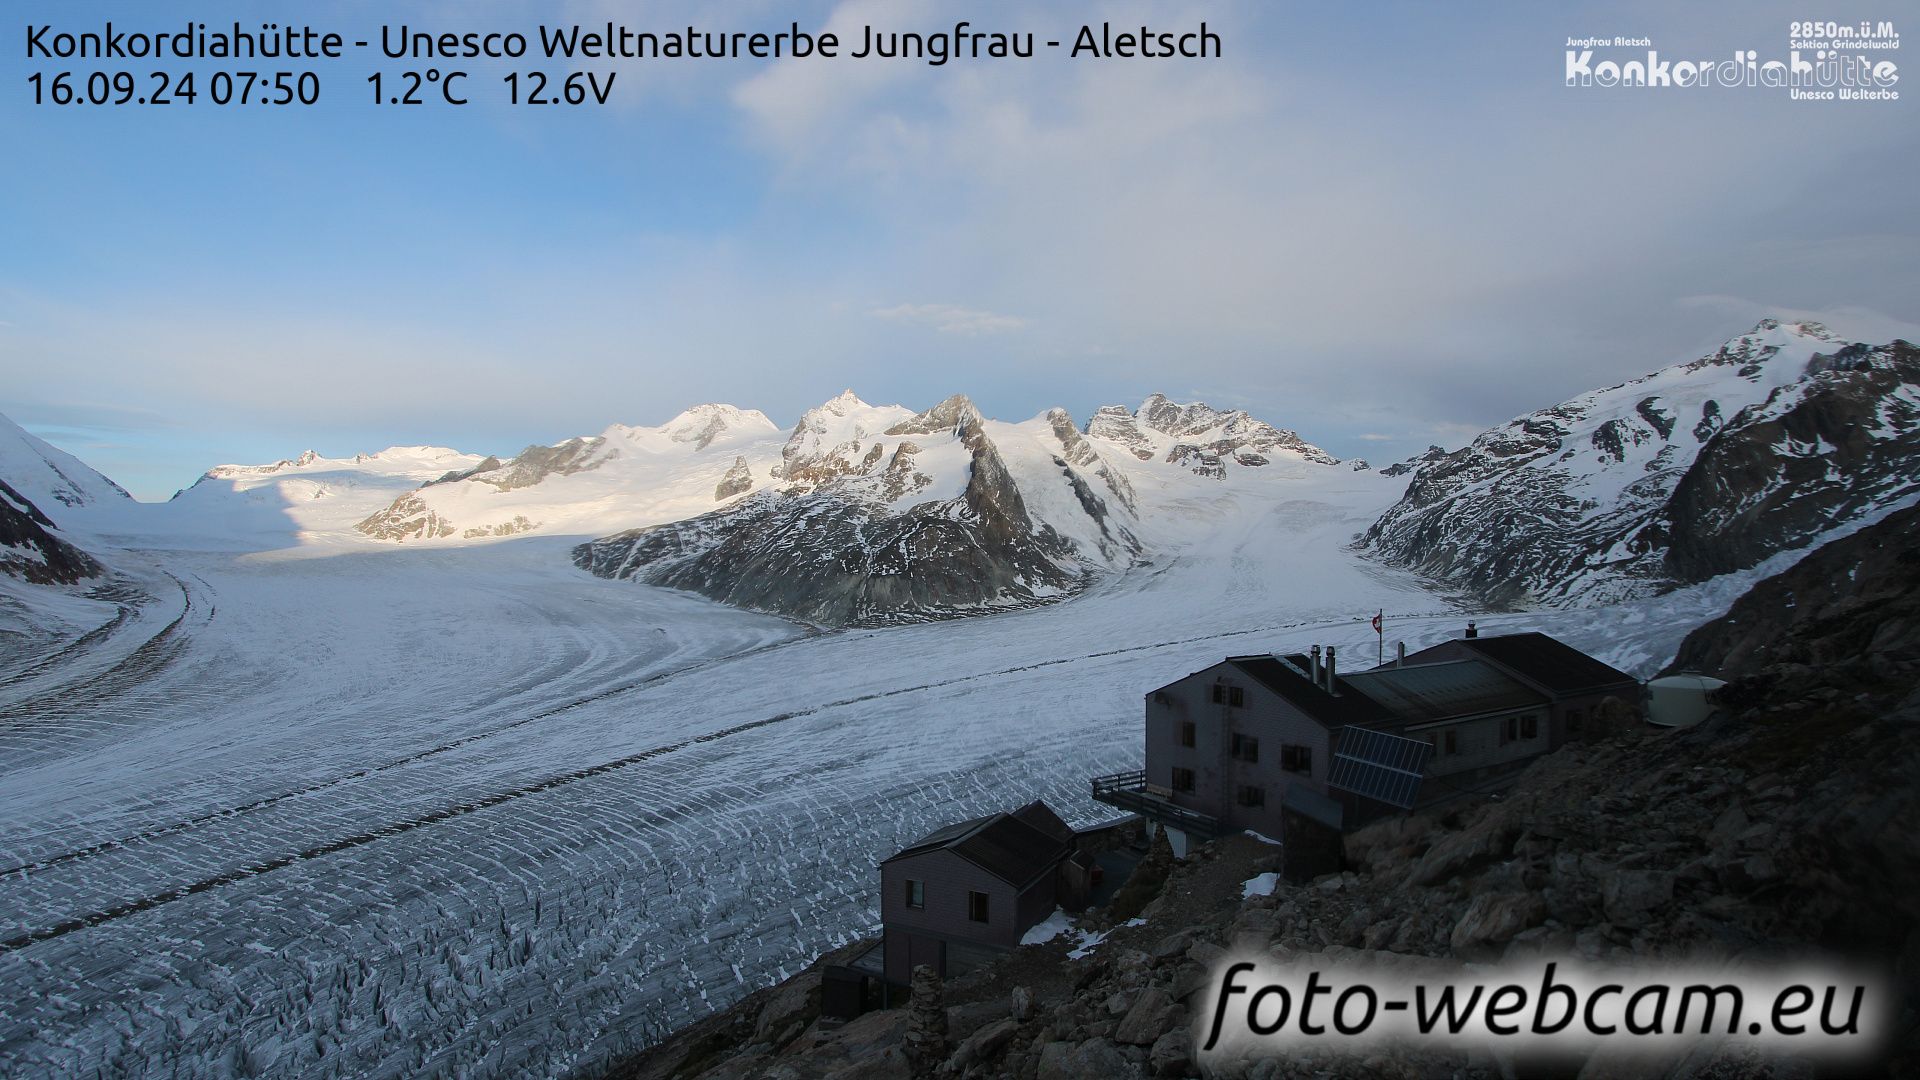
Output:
1371,611,1382,634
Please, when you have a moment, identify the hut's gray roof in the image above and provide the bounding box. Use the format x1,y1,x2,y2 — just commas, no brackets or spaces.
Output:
1339,659,1547,724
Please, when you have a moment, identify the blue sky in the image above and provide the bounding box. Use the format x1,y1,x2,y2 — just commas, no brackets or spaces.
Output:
3,0,1915,499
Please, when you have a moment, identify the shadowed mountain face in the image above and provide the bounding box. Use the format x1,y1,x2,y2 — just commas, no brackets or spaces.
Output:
572,395,1104,627
1665,500,1920,683
0,479,101,585
1360,322,1920,608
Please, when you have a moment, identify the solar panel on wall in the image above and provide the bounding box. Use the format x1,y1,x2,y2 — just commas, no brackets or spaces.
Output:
1327,726,1433,809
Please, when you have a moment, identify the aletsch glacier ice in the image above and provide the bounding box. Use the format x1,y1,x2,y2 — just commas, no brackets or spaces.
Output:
1,318,1915,1077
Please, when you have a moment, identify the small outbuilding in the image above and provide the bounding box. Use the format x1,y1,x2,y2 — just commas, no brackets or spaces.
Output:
879,800,1079,986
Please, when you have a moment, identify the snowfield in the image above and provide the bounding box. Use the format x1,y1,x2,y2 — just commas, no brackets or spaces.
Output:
0,424,1756,1078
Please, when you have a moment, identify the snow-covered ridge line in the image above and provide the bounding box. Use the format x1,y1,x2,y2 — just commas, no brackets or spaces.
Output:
345,391,1342,550
1360,319,1920,608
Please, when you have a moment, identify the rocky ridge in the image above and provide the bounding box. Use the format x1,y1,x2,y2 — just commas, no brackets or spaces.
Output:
1361,321,1920,608
573,394,1123,627
1087,395,1338,478
0,478,101,584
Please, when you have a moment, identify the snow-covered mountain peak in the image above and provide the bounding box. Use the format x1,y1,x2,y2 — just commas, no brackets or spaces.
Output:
201,445,477,484
1082,396,1338,476
777,392,914,487
884,394,983,437
0,412,131,509
1362,322,1920,606
657,404,778,450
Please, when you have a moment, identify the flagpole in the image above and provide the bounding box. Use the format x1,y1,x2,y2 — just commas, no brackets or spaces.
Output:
1376,609,1383,667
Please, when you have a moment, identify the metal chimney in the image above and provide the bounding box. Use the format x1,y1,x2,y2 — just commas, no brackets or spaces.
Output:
1309,644,1322,684
1396,641,1406,667
1466,621,1478,639
1324,646,1337,692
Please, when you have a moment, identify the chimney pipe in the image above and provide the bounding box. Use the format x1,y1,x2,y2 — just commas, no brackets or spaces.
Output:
1309,644,1321,684
1396,641,1406,667
1466,621,1478,639
1324,646,1337,693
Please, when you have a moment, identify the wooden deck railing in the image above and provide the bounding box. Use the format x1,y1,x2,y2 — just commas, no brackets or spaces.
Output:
1089,769,1224,840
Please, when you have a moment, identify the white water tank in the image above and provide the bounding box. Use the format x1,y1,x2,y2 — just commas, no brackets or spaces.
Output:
1646,674,1727,728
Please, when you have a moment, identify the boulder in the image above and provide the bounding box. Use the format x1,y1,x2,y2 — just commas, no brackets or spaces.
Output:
1148,1028,1192,1077
945,1018,1020,1073
1601,870,1675,928
1114,987,1180,1046
1037,1037,1141,1080
1449,892,1548,955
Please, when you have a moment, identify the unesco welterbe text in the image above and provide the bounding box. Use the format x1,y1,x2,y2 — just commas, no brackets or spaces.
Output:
26,20,1223,66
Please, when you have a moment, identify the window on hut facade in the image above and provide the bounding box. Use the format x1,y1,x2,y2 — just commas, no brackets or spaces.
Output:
1211,684,1246,707
905,879,924,909
967,890,990,923
1280,744,1312,774
1180,721,1196,748
1521,714,1539,739
1170,766,1196,793
1230,733,1259,762
1236,785,1265,808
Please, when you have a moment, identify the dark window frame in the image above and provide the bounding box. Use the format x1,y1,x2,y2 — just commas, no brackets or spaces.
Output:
1521,714,1539,740
967,890,990,923
1280,744,1312,774
1230,732,1259,762
1236,784,1265,808
905,879,924,909
1170,766,1196,793
1443,730,1458,755
1179,720,1196,748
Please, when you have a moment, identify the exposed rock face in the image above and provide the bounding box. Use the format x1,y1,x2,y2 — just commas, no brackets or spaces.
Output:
0,478,101,584
470,437,610,492
355,493,457,541
1378,445,1447,478
1661,340,1920,583
1361,321,1920,607
575,394,1123,627
1084,395,1338,477
713,456,752,501
775,390,910,486
1666,501,1920,681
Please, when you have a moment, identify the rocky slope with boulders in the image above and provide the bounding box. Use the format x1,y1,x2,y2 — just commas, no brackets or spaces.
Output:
1360,320,1920,608
595,505,1920,1079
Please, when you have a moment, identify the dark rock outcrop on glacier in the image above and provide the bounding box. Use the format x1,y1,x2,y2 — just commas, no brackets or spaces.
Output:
713,456,753,501
0,478,101,585
1361,321,1920,607
574,395,1089,627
